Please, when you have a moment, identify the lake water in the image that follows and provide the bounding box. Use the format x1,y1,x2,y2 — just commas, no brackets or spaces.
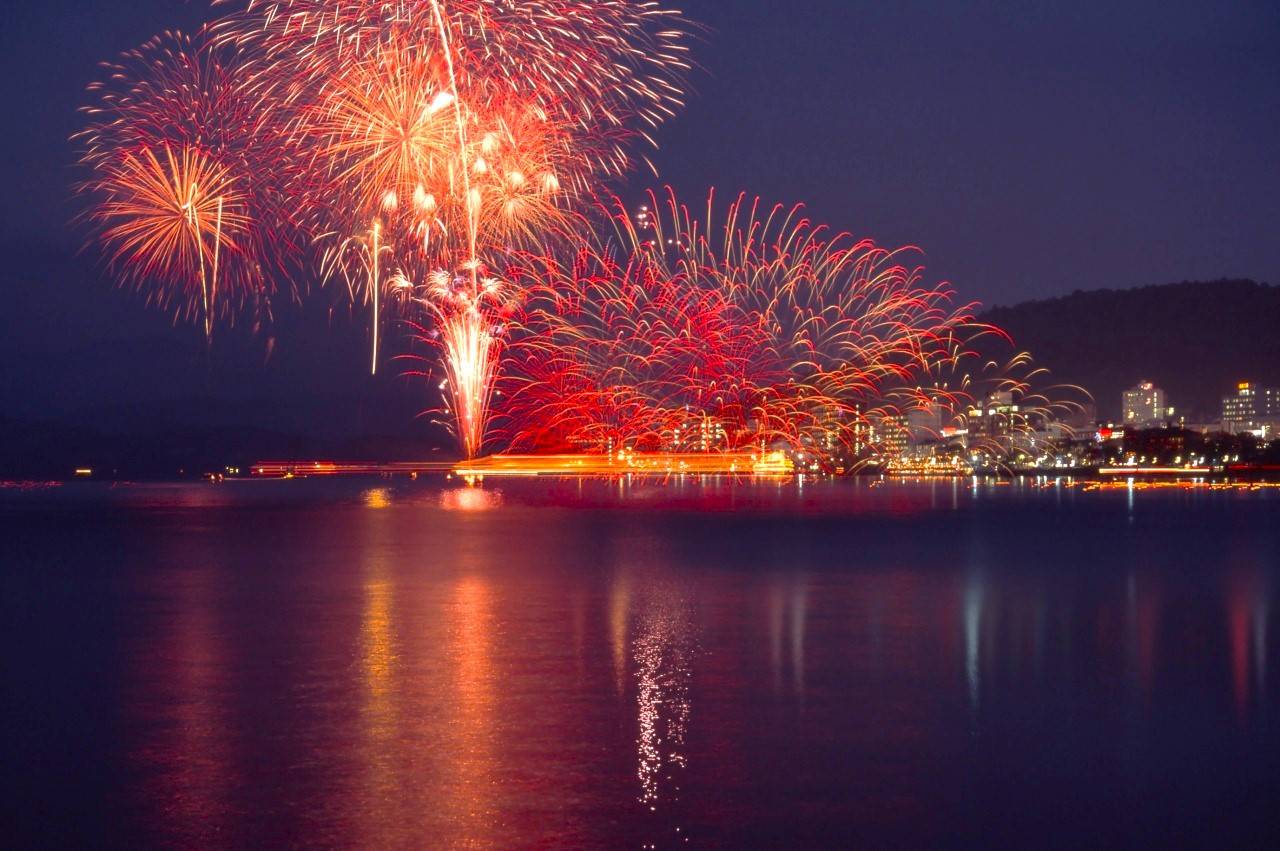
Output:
3,477,1279,848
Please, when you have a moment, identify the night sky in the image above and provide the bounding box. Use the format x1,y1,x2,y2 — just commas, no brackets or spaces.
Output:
1,1,1278,437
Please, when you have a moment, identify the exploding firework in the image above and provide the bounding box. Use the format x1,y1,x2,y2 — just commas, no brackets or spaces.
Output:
85,145,247,340
76,30,301,341
75,5,1081,470
492,189,1053,466
398,260,521,459
292,33,586,246
212,0,688,411
305,35,590,378
78,2,690,456
214,0,689,181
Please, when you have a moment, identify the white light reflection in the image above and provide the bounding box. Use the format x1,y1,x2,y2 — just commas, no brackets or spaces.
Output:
634,586,693,835
964,576,983,718
439,486,503,512
790,579,808,697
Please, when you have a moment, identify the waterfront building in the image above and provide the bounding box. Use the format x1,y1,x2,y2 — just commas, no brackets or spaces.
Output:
1222,381,1280,436
907,403,945,445
875,414,909,461
967,391,1017,438
1122,381,1169,427
1062,401,1097,435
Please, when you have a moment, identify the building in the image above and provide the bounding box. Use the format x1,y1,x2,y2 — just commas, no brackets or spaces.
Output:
967,391,1020,441
1222,381,1280,436
906,403,945,445
1122,381,1170,427
874,414,909,461
668,415,728,452
1061,401,1097,435
1123,427,1188,460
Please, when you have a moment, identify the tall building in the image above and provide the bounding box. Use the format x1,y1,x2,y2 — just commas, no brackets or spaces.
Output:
1222,382,1280,434
1122,381,1168,427
968,391,1018,440
906,403,945,445
1062,401,1097,435
874,414,909,461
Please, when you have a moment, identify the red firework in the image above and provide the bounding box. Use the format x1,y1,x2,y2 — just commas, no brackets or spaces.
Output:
493,189,1006,462
76,29,305,339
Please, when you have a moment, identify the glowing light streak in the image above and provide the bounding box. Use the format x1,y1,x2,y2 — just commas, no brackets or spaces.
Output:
453,451,791,477
492,189,1067,463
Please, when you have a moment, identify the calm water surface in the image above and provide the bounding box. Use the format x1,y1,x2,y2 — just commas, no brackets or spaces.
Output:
3,477,1279,848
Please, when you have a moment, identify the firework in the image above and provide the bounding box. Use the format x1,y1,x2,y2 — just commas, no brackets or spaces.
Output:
302,34,589,376
76,30,300,340
398,260,519,458
494,189,1021,465
939,346,1091,471
77,5,1085,473
79,2,689,454
214,0,689,180
211,0,689,424
86,145,245,340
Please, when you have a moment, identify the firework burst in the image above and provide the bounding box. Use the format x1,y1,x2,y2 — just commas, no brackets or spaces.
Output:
76,30,301,340
215,0,689,179
80,3,689,454
494,189,1007,463
209,0,689,437
87,145,247,339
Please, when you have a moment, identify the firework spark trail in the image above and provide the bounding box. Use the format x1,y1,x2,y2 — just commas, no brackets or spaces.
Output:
76,30,305,341
74,5,1080,465
941,347,1091,470
89,145,246,337
214,0,689,179
397,262,517,459
207,0,689,449
494,189,1080,464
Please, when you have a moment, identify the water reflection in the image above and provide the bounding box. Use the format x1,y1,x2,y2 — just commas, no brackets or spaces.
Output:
1228,556,1269,723
634,588,692,807
632,581,693,848
5,479,1277,847
610,569,632,697
440,485,503,512
766,572,810,696
443,573,499,842
789,579,808,696
126,545,232,846
964,551,985,718
357,507,398,847
1126,568,1161,704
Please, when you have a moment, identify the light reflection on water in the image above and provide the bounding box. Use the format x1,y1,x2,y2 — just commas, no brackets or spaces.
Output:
633,583,692,817
440,485,504,512
2,477,1279,847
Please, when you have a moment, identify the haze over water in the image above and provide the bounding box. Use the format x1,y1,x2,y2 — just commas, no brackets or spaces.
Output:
3,478,1278,848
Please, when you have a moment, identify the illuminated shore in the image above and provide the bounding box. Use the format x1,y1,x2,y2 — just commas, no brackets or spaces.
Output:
250,452,795,479
455,452,794,477
242,455,1279,481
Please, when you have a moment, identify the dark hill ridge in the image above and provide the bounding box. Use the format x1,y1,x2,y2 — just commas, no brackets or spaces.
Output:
979,279,1280,422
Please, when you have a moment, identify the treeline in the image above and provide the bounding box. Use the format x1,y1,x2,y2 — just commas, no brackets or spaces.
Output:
979,279,1280,420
